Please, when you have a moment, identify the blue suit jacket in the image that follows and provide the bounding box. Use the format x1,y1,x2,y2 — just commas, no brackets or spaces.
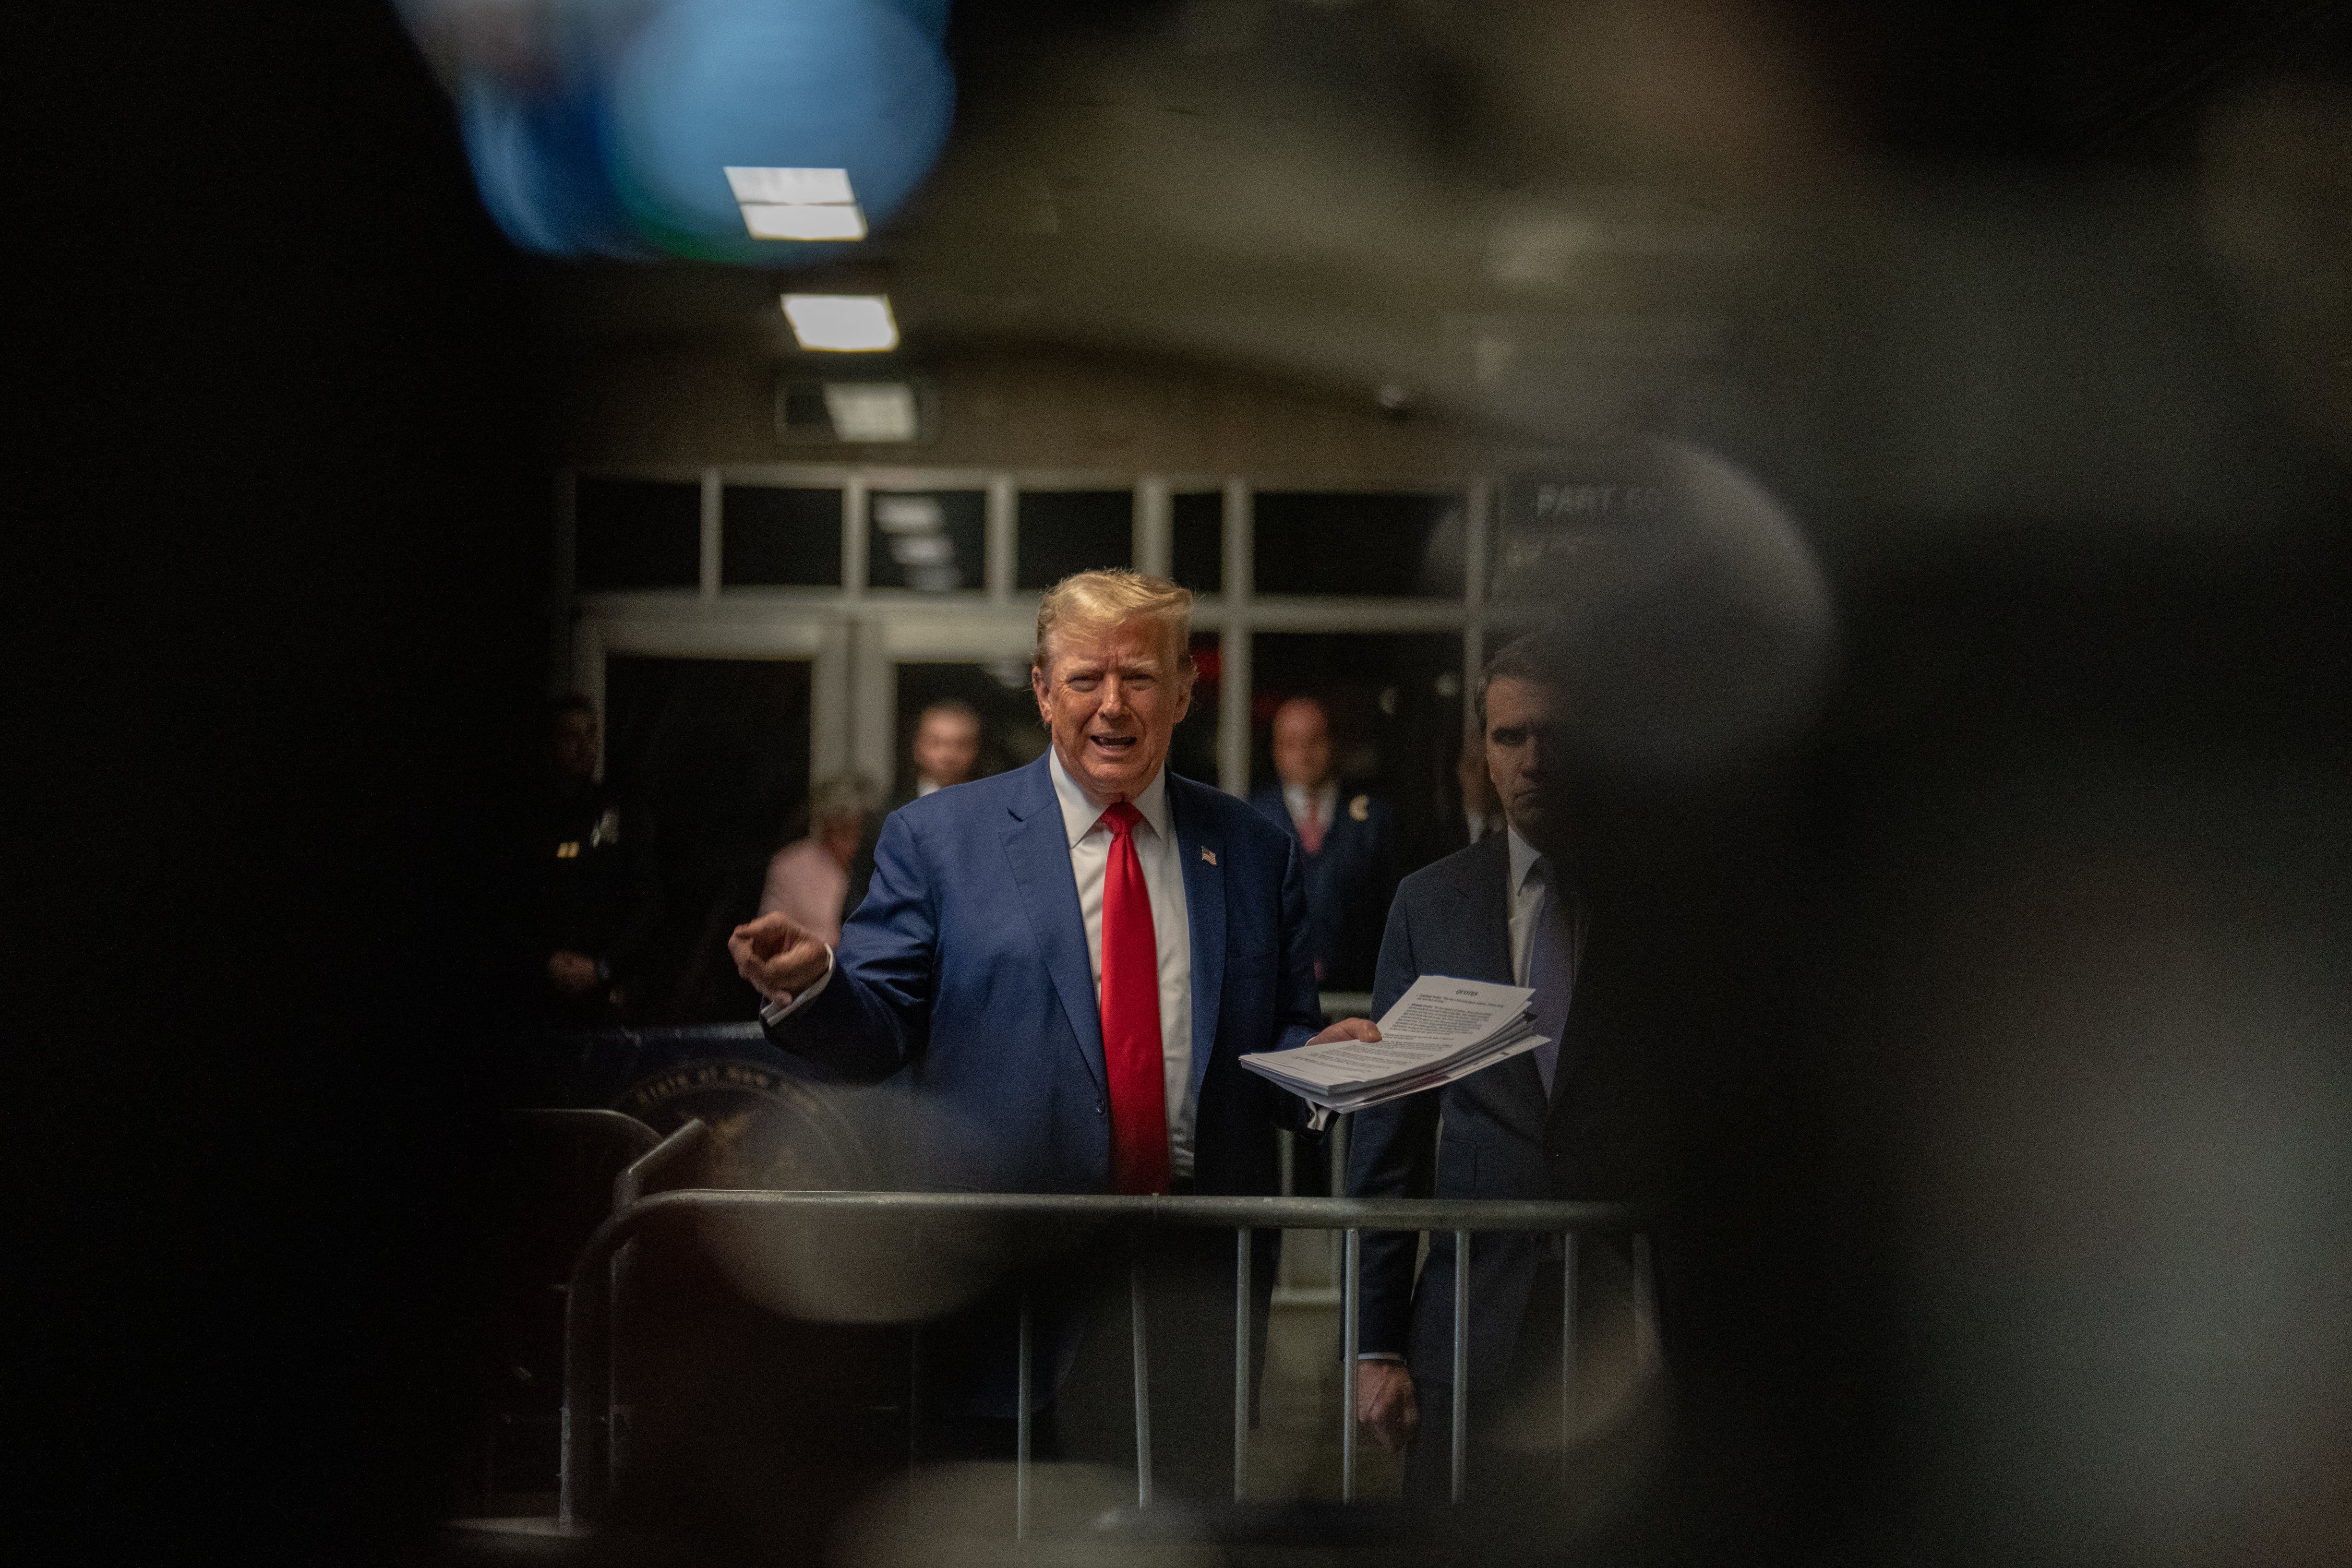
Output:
1248,783,1398,993
765,754,1323,1195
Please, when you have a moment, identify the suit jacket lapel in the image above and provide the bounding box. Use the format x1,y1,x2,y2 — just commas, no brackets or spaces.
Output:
1173,778,1225,1106
1450,831,1515,986
999,756,1106,1097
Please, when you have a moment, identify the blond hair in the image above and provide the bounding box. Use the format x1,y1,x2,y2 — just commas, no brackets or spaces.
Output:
1032,569,1196,673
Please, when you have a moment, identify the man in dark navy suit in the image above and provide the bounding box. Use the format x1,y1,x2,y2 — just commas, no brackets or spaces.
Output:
1345,631,1667,1500
730,570,1376,1489
1249,695,1397,993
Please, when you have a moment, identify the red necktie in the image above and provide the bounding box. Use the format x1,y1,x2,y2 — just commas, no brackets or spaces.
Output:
1098,802,1170,1195
1297,796,1325,856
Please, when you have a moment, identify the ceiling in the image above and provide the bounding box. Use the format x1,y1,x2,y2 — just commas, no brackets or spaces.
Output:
529,0,2352,449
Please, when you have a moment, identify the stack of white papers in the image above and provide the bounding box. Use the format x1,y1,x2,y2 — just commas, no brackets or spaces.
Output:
1241,975,1550,1115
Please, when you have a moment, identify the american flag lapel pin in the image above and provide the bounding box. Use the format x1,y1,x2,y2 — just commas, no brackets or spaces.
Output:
1201,846,1217,865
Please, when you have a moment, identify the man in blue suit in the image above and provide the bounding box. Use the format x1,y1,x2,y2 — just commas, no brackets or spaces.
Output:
1345,630,1667,1500
1249,695,1398,993
730,569,1375,1485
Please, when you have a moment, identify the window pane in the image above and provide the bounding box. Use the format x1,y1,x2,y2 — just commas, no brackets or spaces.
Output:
1252,492,1462,597
722,487,842,587
867,490,985,593
1017,490,1131,588
1170,491,1223,595
1250,632,1466,985
576,479,699,590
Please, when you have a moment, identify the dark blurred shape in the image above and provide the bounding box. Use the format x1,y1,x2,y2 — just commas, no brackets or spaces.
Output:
576,477,700,590
1493,443,1833,830
2200,77,2352,460
455,1113,657,1516
603,655,813,1022
594,1090,907,1562
1018,489,1133,587
721,485,843,586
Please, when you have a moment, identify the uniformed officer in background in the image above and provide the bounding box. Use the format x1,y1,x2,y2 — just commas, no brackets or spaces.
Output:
533,695,654,1024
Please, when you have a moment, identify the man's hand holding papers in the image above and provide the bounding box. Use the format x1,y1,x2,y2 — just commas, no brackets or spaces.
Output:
1241,975,1550,1115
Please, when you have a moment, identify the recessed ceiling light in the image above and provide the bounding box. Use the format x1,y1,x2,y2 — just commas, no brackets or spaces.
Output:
742,203,867,241
782,294,898,352
822,383,918,442
724,167,855,206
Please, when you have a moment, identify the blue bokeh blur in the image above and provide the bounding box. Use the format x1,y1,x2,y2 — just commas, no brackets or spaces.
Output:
607,0,954,264
409,0,955,262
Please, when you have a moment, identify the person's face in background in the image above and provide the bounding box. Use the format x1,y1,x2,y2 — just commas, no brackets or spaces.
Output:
1457,728,1499,818
554,707,599,783
912,706,982,789
1483,676,1573,855
1271,698,1334,792
819,811,865,869
1032,615,1194,803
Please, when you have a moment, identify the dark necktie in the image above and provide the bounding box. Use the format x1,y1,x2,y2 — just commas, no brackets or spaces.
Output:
1098,803,1170,1195
1527,856,1576,1097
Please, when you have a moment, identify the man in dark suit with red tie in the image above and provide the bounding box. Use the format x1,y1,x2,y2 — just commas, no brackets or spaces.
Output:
729,569,1376,1490
1249,695,1398,993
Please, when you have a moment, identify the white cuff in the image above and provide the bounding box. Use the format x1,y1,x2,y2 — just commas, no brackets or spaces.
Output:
756,946,835,1027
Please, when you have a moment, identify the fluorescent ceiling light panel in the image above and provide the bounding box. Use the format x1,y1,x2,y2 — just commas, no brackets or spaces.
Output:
726,168,866,240
725,167,855,205
741,203,867,240
822,383,918,442
782,294,898,352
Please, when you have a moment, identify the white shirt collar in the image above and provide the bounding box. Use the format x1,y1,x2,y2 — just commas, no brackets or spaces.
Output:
1048,746,1173,848
1282,778,1339,819
1507,823,1545,893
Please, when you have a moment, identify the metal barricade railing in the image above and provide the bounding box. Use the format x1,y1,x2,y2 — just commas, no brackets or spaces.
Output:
558,1121,1648,1532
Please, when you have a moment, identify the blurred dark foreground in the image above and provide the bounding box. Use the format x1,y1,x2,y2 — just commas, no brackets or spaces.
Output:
21,3,2352,1568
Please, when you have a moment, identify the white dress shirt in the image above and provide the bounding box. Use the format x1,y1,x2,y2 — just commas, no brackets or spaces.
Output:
1048,748,1197,1178
1505,824,1584,992
1281,779,1340,843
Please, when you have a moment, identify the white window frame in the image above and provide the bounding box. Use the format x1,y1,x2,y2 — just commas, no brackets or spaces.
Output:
563,465,1530,795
